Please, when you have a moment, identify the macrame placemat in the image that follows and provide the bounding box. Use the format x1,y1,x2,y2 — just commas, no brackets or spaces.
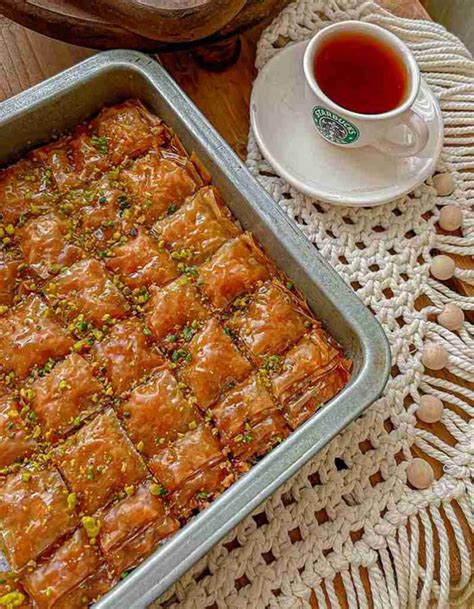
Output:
154,1,473,607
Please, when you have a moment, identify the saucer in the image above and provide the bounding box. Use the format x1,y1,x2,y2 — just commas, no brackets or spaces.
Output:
250,41,443,207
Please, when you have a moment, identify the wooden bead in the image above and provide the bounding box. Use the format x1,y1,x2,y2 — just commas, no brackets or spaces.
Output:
430,255,455,280
407,458,434,489
417,395,444,423
438,303,464,331
421,342,448,370
433,173,455,197
439,205,462,231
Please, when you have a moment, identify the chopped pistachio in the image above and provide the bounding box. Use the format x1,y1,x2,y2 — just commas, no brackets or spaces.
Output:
58,379,69,391
92,329,104,341
72,339,86,352
182,326,195,342
171,249,192,261
149,483,167,497
90,135,109,155
223,326,237,340
171,349,188,363
262,354,282,372
0,591,26,607
67,492,77,510
81,515,101,539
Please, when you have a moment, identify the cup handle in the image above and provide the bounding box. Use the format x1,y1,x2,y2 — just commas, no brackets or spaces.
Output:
372,108,429,157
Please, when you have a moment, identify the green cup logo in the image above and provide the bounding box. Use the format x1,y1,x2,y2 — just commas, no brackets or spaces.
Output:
312,106,359,145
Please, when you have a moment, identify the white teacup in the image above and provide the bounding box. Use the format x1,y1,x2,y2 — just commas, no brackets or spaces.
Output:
303,21,429,157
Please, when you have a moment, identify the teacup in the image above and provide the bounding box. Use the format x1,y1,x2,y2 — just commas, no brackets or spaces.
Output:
303,21,429,157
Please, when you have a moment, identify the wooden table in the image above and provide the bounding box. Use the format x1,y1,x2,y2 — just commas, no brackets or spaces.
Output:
0,2,471,608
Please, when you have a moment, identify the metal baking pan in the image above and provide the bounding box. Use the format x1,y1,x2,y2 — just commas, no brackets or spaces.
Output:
0,50,390,609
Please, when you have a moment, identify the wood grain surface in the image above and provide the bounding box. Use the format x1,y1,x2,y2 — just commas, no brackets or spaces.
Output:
0,2,471,607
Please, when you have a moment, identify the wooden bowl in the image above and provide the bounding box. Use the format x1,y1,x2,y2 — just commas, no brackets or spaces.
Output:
69,0,247,43
0,0,292,67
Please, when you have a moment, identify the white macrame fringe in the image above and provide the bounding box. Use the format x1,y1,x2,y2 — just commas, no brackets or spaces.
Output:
284,496,473,609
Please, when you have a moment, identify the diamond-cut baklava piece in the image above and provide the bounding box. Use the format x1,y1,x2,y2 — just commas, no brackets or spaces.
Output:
121,152,202,225
105,229,178,290
149,425,232,516
212,374,288,465
55,409,146,514
0,398,36,469
227,412,288,464
106,517,178,578
69,176,134,250
117,369,200,458
178,318,252,409
0,158,55,226
33,114,138,192
198,234,271,310
0,468,78,571
98,481,179,576
0,296,73,379
144,278,209,345
50,259,128,326
212,374,275,438
153,186,241,264
30,353,103,442
283,364,351,429
93,318,164,395
18,213,83,278
271,330,351,428
32,137,90,193
91,99,167,165
22,528,105,609
229,279,309,362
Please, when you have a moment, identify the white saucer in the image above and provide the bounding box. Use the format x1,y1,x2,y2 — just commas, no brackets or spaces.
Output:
250,41,443,207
